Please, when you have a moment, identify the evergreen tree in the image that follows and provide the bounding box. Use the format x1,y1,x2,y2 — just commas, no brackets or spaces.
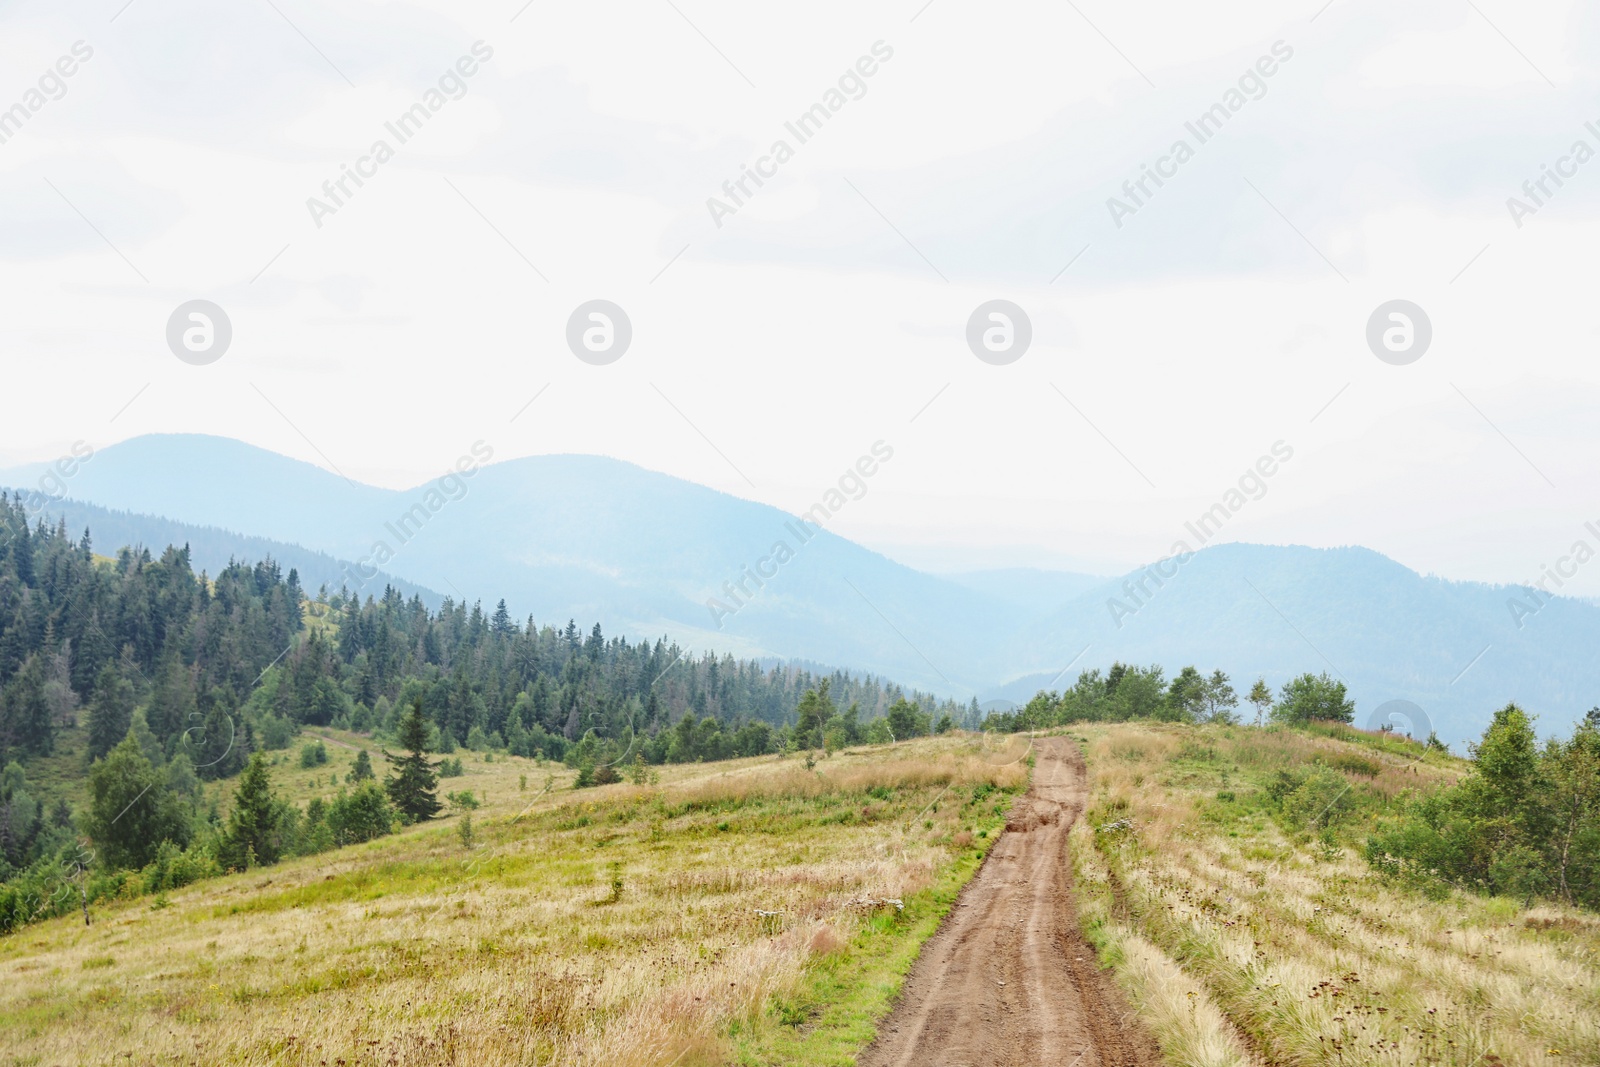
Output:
0,654,54,759
222,752,281,868
384,703,442,822
794,682,836,747
349,748,375,782
85,662,135,762
127,708,163,766
175,691,243,780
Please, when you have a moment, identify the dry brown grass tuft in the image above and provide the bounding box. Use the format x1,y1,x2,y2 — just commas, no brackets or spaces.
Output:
805,922,848,957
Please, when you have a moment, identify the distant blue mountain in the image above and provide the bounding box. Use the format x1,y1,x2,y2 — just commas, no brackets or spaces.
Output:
5,433,1594,744
992,543,1599,745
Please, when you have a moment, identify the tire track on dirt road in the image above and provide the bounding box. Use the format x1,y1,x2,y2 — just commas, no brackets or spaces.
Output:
858,737,1159,1067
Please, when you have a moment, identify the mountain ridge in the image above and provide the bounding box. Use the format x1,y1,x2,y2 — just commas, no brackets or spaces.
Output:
4,433,1594,743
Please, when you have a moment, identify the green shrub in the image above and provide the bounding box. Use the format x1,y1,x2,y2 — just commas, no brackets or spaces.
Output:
327,783,396,845
259,714,294,750
1328,752,1381,778
138,839,220,895
1282,768,1355,829
1365,706,1600,909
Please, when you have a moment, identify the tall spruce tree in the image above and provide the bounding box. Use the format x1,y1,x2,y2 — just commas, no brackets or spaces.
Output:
85,662,135,762
384,702,441,822
222,752,281,868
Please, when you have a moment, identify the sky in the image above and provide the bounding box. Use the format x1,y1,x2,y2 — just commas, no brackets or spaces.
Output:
1,0,1597,589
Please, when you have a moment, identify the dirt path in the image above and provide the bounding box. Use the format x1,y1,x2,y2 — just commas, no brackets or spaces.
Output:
305,730,363,752
858,737,1159,1067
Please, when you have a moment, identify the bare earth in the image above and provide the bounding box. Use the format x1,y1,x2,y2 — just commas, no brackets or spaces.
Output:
859,737,1160,1067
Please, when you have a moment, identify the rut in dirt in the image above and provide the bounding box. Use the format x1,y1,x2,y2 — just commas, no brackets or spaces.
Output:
857,737,1159,1067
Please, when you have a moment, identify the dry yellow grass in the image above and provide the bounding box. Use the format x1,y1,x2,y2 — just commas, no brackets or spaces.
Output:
1070,722,1600,1067
0,732,1026,1066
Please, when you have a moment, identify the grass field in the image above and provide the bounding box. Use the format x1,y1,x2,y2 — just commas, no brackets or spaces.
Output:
0,732,1028,1066
1070,723,1600,1067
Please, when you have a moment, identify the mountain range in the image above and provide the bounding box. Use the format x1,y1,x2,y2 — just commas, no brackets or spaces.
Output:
3,433,1593,744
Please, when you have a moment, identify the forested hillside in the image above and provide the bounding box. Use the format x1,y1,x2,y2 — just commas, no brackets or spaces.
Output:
0,494,962,764
0,497,965,930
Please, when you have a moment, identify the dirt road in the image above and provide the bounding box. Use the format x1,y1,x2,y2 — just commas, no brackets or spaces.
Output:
859,737,1158,1067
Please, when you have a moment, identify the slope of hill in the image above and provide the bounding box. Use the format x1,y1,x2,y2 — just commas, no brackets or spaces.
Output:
1069,721,1600,1067
7,434,1598,743
7,720,1592,1066
0,732,1028,1066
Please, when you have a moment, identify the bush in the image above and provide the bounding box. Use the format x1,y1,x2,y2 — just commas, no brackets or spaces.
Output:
438,757,464,778
1329,752,1381,778
299,741,328,769
1365,706,1600,909
326,783,395,845
139,839,221,894
259,714,295,750
1282,768,1355,829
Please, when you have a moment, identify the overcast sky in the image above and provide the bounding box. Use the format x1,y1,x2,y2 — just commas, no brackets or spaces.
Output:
2,0,1597,588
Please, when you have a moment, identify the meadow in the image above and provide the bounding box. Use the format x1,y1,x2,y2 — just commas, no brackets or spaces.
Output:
1070,723,1600,1067
0,731,1027,1067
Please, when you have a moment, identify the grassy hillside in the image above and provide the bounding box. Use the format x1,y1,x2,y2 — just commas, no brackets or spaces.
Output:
0,734,1027,1066
1069,722,1600,1066
12,721,385,831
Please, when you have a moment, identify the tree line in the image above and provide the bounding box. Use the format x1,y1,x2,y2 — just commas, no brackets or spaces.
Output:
983,663,1360,732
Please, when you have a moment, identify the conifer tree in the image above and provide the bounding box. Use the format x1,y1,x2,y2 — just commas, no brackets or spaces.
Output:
384,702,441,822
85,663,135,762
223,752,281,868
